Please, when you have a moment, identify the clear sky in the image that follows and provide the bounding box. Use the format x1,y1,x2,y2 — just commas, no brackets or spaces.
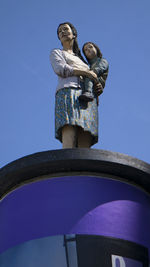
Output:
0,0,150,167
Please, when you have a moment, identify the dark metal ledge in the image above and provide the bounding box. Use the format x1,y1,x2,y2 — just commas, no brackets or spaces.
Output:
0,149,150,198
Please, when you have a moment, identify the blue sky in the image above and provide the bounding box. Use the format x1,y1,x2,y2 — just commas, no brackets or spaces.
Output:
0,0,150,167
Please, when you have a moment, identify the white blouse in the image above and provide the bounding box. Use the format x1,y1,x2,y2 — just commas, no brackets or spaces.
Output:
50,49,89,91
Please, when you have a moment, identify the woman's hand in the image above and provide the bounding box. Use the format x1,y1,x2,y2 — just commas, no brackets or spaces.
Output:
73,68,98,82
86,70,98,82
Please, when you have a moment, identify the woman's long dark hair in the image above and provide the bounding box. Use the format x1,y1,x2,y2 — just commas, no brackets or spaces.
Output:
82,42,103,63
57,22,87,64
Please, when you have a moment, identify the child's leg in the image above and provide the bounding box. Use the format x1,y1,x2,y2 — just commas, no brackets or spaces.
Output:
84,77,94,95
79,77,94,102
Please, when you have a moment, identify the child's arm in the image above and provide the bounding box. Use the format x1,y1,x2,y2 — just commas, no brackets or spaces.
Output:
94,58,109,77
93,58,109,94
95,59,109,88
98,69,109,88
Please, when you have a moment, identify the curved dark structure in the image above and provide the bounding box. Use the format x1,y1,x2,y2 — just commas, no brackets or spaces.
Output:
0,148,150,198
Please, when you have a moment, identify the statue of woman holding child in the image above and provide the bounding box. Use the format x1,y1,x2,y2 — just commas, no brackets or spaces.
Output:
50,22,109,148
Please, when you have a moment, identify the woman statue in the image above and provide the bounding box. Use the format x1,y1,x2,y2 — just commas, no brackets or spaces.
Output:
50,22,102,148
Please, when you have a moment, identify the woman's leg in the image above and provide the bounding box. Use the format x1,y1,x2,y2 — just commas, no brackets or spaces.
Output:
77,127,91,148
62,125,77,148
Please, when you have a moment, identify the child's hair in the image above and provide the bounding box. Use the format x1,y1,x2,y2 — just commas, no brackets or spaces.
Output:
82,42,103,63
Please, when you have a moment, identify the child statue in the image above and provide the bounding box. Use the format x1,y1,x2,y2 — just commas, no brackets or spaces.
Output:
79,42,109,102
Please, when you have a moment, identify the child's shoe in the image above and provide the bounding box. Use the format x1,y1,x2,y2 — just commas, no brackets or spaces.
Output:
79,92,94,102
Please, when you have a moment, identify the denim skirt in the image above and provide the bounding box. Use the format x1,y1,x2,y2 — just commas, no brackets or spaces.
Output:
55,87,98,145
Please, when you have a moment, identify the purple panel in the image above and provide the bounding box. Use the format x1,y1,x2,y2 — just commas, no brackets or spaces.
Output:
70,200,150,243
0,176,150,254
124,257,143,266
112,255,143,266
